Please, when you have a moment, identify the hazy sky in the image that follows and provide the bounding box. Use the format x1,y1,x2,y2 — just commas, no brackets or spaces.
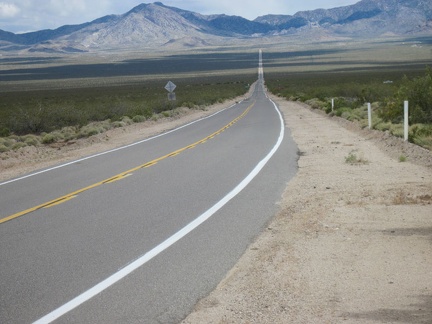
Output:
0,0,360,33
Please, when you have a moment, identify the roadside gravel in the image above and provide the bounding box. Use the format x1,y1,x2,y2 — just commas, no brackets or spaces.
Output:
182,96,432,324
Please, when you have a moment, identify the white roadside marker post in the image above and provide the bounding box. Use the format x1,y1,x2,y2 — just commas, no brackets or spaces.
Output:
404,100,409,141
367,102,372,129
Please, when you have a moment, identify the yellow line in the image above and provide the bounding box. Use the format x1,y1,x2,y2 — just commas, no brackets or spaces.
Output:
141,161,158,168
44,196,77,208
167,151,181,157
0,102,255,224
103,173,132,184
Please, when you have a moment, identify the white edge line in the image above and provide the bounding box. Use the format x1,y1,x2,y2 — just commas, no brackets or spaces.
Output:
32,96,284,324
0,102,239,187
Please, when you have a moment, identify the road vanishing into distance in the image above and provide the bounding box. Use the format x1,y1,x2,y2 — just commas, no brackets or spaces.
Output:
0,51,298,323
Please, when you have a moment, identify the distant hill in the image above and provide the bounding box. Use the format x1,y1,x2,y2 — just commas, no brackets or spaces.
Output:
1,0,431,53
256,0,432,37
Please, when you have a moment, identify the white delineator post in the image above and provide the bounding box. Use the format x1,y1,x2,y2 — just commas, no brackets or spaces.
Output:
367,102,372,129
404,101,409,141
331,98,334,112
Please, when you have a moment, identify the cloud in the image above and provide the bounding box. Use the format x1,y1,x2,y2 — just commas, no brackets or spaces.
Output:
48,0,87,17
3,0,115,32
208,0,289,18
164,0,289,19
28,0,111,19
164,0,358,20
0,2,20,18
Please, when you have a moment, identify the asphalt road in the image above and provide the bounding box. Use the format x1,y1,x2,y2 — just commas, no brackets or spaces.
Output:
0,73,298,323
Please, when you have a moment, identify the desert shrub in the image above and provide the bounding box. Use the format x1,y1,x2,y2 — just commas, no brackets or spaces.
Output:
334,107,352,117
120,116,134,125
10,105,48,134
42,133,56,144
131,106,154,119
0,127,10,137
80,120,111,135
344,106,368,121
59,126,78,141
12,142,27,150
2,138,15,147
181,102,195,108
101,120,112,131
143,107,154,118
341,110,353,120
374,120,392,132
410,124,432,149
389,124,404,138
266,71,398,108
111,121,126,128
132,115,147,123
305,98,326,109
53,131,65,141
0,144,9,152
80,127,99,137
266,70,431,149
411,135,432,150
411,123,432,137
359,119,370,129
0,75,253,136
380,67,432,124
0,135,39,150
381,98,405,124
23,135,40,146
78,124,103,138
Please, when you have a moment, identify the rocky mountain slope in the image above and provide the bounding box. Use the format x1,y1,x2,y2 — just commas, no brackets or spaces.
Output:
256,0,432,36
0,0,431,53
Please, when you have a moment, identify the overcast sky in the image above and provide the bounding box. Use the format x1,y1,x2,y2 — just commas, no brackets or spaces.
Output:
0,0,360,33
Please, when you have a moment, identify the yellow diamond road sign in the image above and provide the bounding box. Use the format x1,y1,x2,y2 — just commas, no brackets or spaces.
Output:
165,81,176,93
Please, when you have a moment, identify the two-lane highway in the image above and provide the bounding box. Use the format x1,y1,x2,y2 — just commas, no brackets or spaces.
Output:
0,51,298,323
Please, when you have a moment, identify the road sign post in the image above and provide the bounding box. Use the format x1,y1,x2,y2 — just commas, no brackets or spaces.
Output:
165,81,177,101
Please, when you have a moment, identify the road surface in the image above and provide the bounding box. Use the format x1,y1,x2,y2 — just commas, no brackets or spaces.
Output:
0,52,298,323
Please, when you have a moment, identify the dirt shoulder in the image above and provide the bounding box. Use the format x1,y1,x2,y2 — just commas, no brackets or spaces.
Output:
182,97,432,324
1,94,431,324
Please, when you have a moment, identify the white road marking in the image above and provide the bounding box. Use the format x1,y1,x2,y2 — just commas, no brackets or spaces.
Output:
32,96,284,324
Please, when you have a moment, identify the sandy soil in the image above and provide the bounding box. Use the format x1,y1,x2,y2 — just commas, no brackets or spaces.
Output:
182,97,432,324
1,93,431,324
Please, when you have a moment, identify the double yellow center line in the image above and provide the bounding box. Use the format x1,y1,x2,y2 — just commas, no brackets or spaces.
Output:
0,102,255,224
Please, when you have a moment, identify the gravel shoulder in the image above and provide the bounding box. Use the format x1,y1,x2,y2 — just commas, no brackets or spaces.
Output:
182,97,432,324
1,93,431,324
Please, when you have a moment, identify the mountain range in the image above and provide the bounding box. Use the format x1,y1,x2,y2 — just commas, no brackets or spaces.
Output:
1,0,431,53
